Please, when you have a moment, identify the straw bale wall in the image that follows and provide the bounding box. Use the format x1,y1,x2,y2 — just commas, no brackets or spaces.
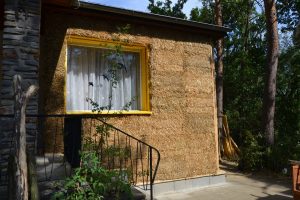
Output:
39,8,219,182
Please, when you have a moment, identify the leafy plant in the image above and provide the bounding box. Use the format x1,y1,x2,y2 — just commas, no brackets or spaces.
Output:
238,131,264,171
52,152,132,200
148,0,188,19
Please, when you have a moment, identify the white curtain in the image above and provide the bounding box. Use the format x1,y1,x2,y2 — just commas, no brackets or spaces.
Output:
67,45,140,112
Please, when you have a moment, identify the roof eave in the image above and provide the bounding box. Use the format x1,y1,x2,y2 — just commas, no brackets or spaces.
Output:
77,1,231,38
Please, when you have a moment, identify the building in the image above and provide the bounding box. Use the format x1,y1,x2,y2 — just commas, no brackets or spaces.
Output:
0,0,230,196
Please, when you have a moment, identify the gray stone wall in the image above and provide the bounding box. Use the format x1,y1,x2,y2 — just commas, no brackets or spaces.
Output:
0,30,2,87
0,0,40,186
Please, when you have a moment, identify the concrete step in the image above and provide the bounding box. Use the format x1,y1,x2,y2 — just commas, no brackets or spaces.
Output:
38,180,63,200
35,154,72,182
36,154,72,199
36,154,147,200
38,180,146,200
36,162,72,181
132,187,147,200
35,153,65,166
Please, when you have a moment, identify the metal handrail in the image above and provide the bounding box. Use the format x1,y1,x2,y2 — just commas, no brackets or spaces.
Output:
0,113,160,199
94,116,161,199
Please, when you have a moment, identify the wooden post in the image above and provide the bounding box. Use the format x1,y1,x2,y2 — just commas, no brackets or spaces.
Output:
8,75,38,200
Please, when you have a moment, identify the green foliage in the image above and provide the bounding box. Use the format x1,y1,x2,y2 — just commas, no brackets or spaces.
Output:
238,131,264,171
190,0,214,23
277,0,300,32
148,0,188,19
190,6,213,23
190,0,300,172
270,44,300,171
196,1,266,149
52,152,132,200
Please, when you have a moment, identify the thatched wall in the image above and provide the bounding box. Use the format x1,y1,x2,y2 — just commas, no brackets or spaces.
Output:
39,8,219,182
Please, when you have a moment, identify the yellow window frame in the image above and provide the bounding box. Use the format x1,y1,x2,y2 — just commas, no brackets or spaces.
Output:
65,35,151,115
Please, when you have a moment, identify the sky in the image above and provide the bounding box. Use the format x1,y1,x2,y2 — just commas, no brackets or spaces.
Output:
83,0,201,17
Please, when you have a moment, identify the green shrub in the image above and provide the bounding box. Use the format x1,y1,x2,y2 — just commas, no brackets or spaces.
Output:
52,151,132,200
238,130,264,171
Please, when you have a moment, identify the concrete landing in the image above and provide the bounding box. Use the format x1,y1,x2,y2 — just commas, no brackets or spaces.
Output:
155,173,293,200
153,174,226,196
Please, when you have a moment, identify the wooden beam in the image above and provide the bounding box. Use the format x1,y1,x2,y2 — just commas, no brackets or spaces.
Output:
43,4,225,39
42,0,75,7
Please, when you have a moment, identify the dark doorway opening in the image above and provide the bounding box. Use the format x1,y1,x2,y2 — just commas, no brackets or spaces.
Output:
64,116,82,168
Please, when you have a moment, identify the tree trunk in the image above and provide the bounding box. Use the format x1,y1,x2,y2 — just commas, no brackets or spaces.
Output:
262,0,279,146
11,75,38,200
215,0,224,150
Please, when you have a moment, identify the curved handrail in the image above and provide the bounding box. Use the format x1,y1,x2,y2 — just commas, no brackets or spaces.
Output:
94,117,160,175
0,114,161,199
93,117,160,199
0,113,160,199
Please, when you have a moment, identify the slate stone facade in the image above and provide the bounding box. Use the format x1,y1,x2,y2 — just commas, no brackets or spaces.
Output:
0,0,41,185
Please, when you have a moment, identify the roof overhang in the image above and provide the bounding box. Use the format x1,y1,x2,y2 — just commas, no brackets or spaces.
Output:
42,0,231,39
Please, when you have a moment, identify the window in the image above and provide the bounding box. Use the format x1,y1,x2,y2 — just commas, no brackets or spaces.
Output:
66,36,150,114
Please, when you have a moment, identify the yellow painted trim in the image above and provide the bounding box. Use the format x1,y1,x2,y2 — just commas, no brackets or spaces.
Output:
65,35,151,114
66,110,152,115
64,42,68,113
66,35,146,52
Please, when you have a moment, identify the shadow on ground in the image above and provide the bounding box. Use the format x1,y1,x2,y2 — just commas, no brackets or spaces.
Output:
155,160,293,200
221,159,293,200
253,191,293,200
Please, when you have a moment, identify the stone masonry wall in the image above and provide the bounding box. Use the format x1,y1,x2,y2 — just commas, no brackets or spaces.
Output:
0,0,40,185
40,8,219,182
0,30,2,87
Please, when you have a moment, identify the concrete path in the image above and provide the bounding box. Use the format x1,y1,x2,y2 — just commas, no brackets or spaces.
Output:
155,173,293,200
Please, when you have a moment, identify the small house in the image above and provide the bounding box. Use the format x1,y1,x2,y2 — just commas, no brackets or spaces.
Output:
0,0,229,196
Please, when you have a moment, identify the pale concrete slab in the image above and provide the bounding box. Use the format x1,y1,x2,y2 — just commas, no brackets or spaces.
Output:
153,174,226,195
155,173,293,200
